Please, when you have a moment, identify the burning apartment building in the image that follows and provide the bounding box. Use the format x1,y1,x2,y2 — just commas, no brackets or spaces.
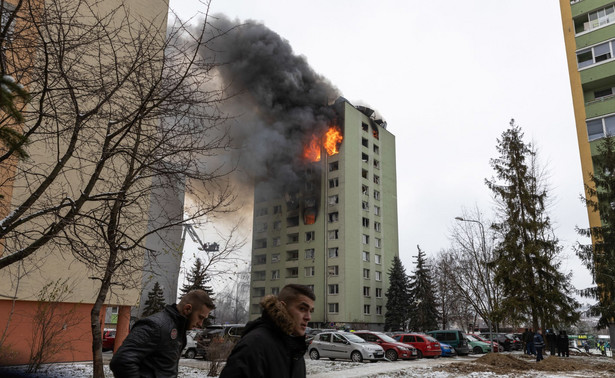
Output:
249,98,398,330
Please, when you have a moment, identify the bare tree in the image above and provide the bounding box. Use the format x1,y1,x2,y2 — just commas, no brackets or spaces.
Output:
0,1,241,376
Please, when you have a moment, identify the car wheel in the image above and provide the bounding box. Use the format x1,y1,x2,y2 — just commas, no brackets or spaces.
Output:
473,346,483,354
309,349,320,360
351,351,363,362
385,349,398,361
185,349,196,359
328,358,336,361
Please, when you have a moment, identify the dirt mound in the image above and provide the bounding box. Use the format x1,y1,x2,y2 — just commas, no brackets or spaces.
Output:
475,353,529,370
535,356,582,371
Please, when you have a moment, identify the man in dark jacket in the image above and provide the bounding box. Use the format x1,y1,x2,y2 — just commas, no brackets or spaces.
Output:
533,329,545,362
557,330,569,357
220,284,315,378
110,290,214,377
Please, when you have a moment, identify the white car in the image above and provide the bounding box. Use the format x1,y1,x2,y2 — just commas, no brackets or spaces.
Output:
308,331,385,362
182,329,202,359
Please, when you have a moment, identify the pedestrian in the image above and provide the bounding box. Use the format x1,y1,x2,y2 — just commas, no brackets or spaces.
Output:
533,329,545,362
583,340,590,353
557,330,569,357
110,289,214,377
546,329,557,356
220,284,315,378
522,328,531,354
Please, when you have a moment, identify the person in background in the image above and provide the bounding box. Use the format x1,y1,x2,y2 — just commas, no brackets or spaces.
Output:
220,284,315,378
533,329,545,362
110,290,214,378
546,329,557,355
557,330,569,357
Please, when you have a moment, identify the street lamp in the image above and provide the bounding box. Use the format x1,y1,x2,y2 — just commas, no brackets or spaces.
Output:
455,216,495,353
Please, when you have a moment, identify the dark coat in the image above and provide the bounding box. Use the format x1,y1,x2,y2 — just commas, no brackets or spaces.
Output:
220,295,307,378
110,304,188,378
557,332,569,351
533,333,545,349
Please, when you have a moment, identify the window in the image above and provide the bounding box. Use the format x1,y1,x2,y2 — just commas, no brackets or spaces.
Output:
575,4,615,34
587,114,615,141
328,212,339,223
271,270,280,280
329,177,339,188
363,286,370,297
362,201,369,211
362,137,369,148
374,190,380,200
374,205,381,216
375,254,382,264
287,233,299,244
253,271,266,281
254,238,267,249
376,288,383,298
286,250,298,261
364,305,371,314
362,184,369,195
595,88,614,99
328,194,339,206
329,161,339,171
328,265,339,276
362,122,369,132
271,287,280,295
272,237,281,247
305,248,315,259
328,247,339,258
255,207,268,216
271,253,280,263
273,205,282,214
273,220,281,231
362,234,369,245
329,284,339,294
255,222,268,233
362,169,369,179
111,306,119,314
363,268,370,279
373,175,380,184
376,305,383,315
373,159,380,169
375,238,382,248
375,271,382,281
362,152,369,162
286,267,298,278
305,231,315,242
362,217,370,227
328,303,339,313
576,40,615,69
328,230,339,240
305,266,315,277
287,216,299,227
373,144,379,154
362,251,370,262
254,254,266,265
374,222,381,232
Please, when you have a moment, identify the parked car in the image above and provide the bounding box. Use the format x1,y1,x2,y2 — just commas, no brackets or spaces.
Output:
470,333,500,352
393,333,441,358
465,334,491,354
308,331,385,362
182,329,205,359
480,333,520,351
102,329,116,352
439,342,456,357
427,330,470,356
353,331,418,361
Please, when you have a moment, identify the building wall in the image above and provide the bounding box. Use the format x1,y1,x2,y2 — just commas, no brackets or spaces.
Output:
249,99,398,329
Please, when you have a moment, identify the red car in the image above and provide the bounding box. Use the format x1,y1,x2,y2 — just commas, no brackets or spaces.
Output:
393,333,441,358
471,333,500,352
102,329,116,352
353,331,418,361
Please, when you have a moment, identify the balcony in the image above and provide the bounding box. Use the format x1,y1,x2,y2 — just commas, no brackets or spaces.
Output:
581,59,615,86
586,95,615,118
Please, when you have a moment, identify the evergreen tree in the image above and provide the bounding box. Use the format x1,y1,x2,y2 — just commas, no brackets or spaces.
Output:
180,258,215,326
384,256,411,331
576,136,615,332
486,120,578,330
142,281,166,318
407,246,440,332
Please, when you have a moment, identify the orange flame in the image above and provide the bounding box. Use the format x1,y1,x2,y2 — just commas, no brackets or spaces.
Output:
324,126,343,156
303,134,321,162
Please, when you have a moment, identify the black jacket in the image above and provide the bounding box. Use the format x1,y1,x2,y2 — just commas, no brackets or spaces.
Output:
220,295,307,378
110,304,188,378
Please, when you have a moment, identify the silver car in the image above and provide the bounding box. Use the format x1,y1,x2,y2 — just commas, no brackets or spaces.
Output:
308,331,385,362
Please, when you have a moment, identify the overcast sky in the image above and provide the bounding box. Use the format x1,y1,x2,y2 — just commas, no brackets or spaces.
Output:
169,0,594,296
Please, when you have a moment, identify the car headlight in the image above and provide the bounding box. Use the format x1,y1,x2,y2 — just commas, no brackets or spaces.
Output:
399,346,408,351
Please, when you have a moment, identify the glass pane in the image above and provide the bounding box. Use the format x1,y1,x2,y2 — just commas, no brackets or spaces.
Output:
577,49,593,68
588,119,604,141
594,42,611,56
605,116,615,137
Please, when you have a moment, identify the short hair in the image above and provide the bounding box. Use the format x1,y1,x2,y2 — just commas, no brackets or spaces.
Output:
278,284,315,304
179,289,215,310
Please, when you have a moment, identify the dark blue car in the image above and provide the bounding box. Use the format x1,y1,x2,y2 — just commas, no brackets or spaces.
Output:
440,342,457,357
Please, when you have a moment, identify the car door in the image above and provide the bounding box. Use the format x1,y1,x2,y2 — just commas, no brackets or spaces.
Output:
332,333,350,358
316,333,335,358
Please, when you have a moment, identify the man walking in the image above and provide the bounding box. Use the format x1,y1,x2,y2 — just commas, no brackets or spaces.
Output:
220,284,315,378
110,289,214,377
533,329,545,362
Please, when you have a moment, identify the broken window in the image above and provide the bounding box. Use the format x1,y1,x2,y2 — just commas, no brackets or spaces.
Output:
373,144,379,154
329,177,339,188
362,137,369,148
362,201,369,211
305,231,315,242
362,184,369,195
328,212,339,223
362,152,369,162
328,194,339,206
329,161,339,171
372,124,379,139
373,175,380,184
287,216,299,227
328,230,339,240
303,208,316,225
362,122,369,132
362,169,368,179
374,159,380,169
328,247,339,258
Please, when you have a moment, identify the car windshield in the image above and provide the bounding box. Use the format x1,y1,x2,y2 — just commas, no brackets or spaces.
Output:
376,333,397,343
466,335,477,342
344,333,366,343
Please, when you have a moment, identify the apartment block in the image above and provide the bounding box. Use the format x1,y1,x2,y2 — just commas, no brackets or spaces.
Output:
249,98,398,330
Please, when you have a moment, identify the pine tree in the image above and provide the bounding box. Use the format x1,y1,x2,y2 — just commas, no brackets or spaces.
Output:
486,120,578,330
576,136,615,332
142,281,166,318
384,256,411,331
180,258,215,326
407,246,439,332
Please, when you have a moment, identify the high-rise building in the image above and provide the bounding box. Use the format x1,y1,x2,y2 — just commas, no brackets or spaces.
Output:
249,98,398,330
560,0,615,229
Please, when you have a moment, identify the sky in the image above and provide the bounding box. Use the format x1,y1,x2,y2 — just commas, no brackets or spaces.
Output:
168,1,594,297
